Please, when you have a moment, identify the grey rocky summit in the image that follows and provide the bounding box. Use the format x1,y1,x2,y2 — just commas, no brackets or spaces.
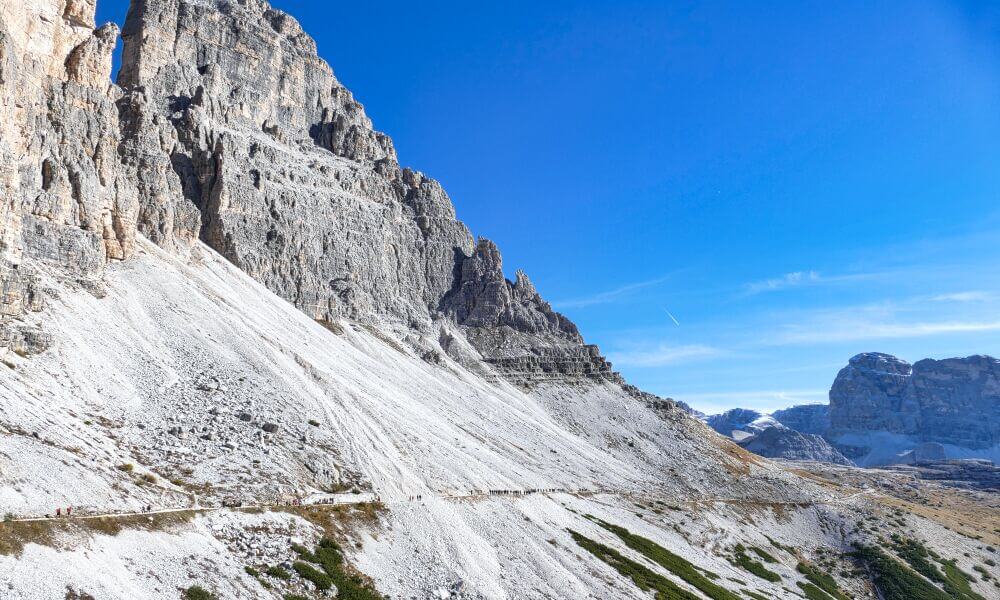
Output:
772,404,829,436
1,0,622,386
114,0,619,384
705,408,769,438
705,408,852,465
0,0,138,355
828,352,1000,464
737,426,852,466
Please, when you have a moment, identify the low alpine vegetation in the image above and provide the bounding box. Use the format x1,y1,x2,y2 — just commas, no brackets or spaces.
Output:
732,544,781,583
183,586,216,600
292,537,383,600
796,561,848,600
888,535,984,600
266,565,291,580
292,561,332,591
569,529,702,599
585,517,743,600
851,545,953,600
748,546,778,564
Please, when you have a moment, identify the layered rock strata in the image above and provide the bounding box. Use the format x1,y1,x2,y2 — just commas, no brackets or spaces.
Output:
772,404,830,436
829,353,1000,452
114,0,616,383
738,426,852,466
0,0,137,354
1,0,623,385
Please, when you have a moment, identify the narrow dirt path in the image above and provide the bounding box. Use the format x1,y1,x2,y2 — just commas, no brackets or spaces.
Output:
7,485,868,525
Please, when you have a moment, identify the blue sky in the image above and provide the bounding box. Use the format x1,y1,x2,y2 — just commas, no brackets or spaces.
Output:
96,1,1000,415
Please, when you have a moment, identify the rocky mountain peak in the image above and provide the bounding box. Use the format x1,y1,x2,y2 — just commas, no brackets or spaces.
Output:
846,351,913,376
829,352,1000,464
1,0,621,387
1,0,137,354
771,404,829,436
739,426,852,466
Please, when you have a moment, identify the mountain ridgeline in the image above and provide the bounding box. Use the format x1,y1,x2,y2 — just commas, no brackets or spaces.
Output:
3,3,999,599
707,352,1000,468
1,0,623,389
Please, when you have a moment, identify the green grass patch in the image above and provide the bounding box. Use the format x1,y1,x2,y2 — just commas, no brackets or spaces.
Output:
764,535,796,555
743,591,770,600
293,561,332,591
291,543,315,561
294,538,383,600
890,536,945,583
797,581,835,600
733,545,781,583
587,518,743,600
183,586,216,600
749,546,778,564
797,562,848,600
569,529,703,600
266,565,291,580
939,558,984,600
888,536,984,600
851,545,952,600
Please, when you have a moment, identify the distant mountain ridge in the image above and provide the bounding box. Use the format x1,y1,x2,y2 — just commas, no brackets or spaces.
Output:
704,352,1000,468
828,352,1000,466
703,408,851,465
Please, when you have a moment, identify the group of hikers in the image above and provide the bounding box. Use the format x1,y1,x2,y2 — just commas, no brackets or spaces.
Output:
48,504,156,519
487,487,562,496
35,488,585,521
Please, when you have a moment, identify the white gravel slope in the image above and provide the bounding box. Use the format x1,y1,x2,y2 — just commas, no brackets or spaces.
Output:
1,239,990,599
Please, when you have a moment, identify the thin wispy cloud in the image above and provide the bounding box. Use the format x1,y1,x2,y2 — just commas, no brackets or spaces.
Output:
554,275,672,309
742,270,876,296
609,343,720,368
930,291,995,303
755,289,1000,345
745,270,821,294
774,318,1000,345
676,389,828,415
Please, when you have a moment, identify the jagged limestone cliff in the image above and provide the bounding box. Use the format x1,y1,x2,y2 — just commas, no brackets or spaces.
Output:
109,0,619,385
0,0,622,385
0,0,137,355
828,352,1000,464
3,4,998,600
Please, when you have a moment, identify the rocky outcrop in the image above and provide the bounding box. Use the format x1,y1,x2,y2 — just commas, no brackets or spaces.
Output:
828,353,1000,459
884,459,1000,492
117,0,471,321
443,238,619,383
704,408,851,464
772,404,829,436
737,426,852,466
0,0,620,384
111,0,618,384
705,409,773,439
0,0,137,354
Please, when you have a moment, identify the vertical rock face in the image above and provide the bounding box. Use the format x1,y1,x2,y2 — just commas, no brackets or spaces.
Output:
114,0,618,383
117,0,474,326
117,0,482,327
829,352,1000,452
704,408,768,438
441,238,615,382
772,404,830,436
0,0,621,385
0,0,136,354
737,427,852,466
